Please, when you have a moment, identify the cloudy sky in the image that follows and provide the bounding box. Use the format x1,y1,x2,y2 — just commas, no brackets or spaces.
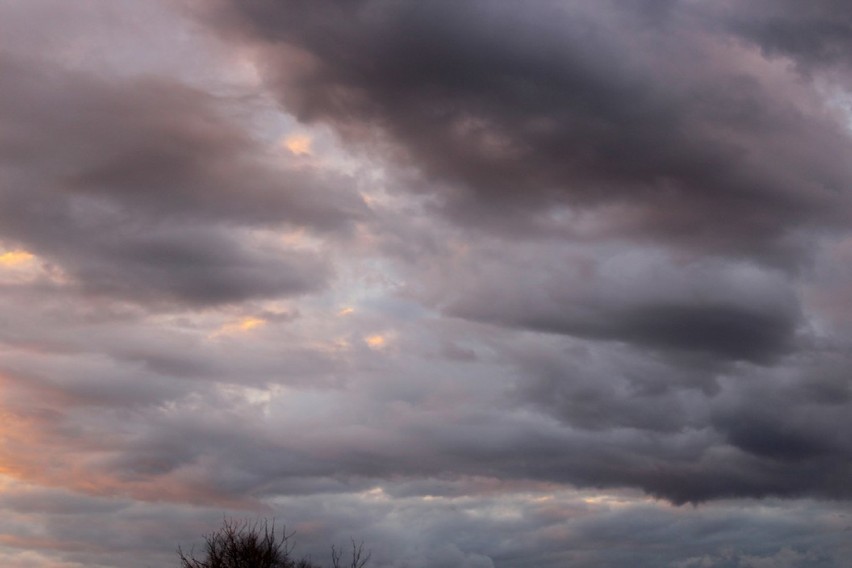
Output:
2,1,852,566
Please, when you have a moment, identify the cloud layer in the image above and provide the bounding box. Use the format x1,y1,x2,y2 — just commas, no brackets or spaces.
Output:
2,1,852,567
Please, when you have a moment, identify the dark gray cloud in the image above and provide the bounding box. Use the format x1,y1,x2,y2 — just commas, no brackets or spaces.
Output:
204,0,852,264
712,0,852,71
495,335,852,503
4,1,852,567
0,54,365,230
428,245,801,363
0,51,365,306
185,0,852,507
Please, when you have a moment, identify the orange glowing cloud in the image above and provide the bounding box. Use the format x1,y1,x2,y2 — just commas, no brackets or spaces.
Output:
209,316,267,339
282,134,312,156
236,317,266,331
0,250,34,267
365,334,386,349
0,374,261,509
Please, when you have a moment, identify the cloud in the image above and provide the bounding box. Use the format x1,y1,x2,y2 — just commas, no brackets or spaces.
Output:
4,1,852,567
712,0,852,71
204,0,852,265
176,0,852,508
419,243,801,363
0,51,365,307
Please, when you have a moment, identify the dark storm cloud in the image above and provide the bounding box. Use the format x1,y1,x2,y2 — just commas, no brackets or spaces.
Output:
0,55,365,230
0,52,365,306
709,361,852,465
409,241,802,363
712,0,852,70
452,288,798,364
183,0,852,508
6,1,852,566
204,0,852,263
73,225,329,306
493,336,852,503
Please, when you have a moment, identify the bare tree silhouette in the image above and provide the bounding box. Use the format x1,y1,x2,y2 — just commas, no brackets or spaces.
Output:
177,518,370,568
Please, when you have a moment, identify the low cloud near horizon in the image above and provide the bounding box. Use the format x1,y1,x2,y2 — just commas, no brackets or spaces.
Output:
2,1,852,567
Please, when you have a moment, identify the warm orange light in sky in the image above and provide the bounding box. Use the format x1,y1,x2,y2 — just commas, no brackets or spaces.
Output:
337,307,355,316
209,316,267,338
237,317,266,331
365,334,386,348
283,134,312,155
0,250,34,267
279,228,306,246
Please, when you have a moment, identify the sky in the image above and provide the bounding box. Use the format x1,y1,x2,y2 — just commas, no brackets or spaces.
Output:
2,1,852,566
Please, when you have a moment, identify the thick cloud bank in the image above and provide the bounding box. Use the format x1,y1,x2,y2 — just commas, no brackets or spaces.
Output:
2,1,852,567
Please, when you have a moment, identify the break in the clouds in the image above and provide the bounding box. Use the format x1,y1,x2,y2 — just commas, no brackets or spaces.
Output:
3,1,852,567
